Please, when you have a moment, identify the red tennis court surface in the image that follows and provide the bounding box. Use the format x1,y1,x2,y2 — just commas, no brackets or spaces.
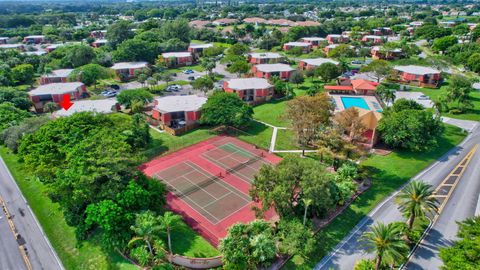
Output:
140,135,281,246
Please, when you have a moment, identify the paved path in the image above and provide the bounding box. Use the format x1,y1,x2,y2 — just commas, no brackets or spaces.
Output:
441,117,479,133
0,156,64,270
314,125,480,270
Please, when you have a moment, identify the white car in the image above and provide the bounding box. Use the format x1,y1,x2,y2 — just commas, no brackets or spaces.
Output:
418,95,430,100
166,84,182,92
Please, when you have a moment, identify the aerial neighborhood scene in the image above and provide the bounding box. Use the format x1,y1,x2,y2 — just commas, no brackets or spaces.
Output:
1,0,480,270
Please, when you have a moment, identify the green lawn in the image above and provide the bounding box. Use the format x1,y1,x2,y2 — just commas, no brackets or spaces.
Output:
234,121,274,150
170,221,220,258
253,98,290,127
0,147,138,270
284,124,467,269
253,87,312,127
419,85,480,121
274,129,300,151
143,127,216,160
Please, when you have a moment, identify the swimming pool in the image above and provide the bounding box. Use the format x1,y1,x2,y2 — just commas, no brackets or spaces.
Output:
341,96,370,110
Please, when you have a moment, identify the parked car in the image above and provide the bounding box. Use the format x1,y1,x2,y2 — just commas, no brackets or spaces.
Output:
183,69,194,74
102,90,117,97
418,95,430,100
351,60,362,65
110,84,120,90
188,76,195,81
166,84,182,92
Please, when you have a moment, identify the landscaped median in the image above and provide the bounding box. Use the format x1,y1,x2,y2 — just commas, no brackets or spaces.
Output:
283,124,467,269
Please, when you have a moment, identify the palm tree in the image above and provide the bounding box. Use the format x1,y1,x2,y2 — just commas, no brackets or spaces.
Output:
158,211,182,253
302,198,313,225
129,211,161,256
361,222,409,270
384,88,396,105
396,181,439,230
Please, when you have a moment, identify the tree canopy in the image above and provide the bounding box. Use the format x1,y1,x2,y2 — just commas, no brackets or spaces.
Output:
69,64,111,87
117,89,154,109
200,92,253,128
250,155,339,218
377,99,443,151
440,216,480,270
220,220,276,270
0,102,31,132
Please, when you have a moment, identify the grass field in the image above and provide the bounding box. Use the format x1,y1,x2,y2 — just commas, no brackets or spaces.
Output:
253,87,313,127
144,127,216,160
235,121,274,150
170,221,220,257
419,85,480,121
253,98,290,127
284,124,467,269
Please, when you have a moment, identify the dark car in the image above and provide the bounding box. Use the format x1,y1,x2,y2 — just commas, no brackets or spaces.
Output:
110,84,120,90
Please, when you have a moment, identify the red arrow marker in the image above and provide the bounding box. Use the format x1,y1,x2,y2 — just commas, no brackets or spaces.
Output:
59,94,74,110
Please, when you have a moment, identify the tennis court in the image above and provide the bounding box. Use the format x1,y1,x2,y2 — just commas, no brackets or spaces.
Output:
141,135,281,246
202,142,272,183
153,161,251,224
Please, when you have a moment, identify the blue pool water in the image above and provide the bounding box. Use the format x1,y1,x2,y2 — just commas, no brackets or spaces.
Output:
341,96,370,110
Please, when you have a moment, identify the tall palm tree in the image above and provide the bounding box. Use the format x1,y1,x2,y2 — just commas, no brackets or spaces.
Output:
129,211,161,256
158,211,182,253
361,222,409,270
302,198,313,225
396,181,439,230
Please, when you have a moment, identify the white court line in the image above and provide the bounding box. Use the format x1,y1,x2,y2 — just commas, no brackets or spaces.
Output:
226,154,266,181
184,162,250,203
156,164,223,223
203,142,266,182
213,195,256,225
182,162,251,223
202,191,233,208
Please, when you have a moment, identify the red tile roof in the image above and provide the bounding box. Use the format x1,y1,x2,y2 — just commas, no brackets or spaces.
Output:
351,79,378,91
324,85,354,91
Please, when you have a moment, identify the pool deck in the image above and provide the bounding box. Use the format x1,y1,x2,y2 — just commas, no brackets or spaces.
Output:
330,94,382,113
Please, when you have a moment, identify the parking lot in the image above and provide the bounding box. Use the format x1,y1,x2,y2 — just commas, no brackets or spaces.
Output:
392,91,433,108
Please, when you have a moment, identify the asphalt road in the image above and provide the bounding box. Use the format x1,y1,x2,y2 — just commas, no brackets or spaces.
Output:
0,207,27,270
0,156,64,270
314,123,480,270
406,140,480,269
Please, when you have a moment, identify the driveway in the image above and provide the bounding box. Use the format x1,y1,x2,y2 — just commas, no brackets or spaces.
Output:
441,117,479,133
175,70,207,81
213,63,237,79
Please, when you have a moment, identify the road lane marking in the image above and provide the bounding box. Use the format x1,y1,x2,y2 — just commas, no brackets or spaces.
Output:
0,195,32,270
315,142,479,270
402,144,478,269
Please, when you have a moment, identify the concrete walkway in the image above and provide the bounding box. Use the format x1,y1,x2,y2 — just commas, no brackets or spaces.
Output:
441,117,479,133
253,119,308,154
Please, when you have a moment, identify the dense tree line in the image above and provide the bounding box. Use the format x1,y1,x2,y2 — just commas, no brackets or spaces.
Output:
16,112,162,250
